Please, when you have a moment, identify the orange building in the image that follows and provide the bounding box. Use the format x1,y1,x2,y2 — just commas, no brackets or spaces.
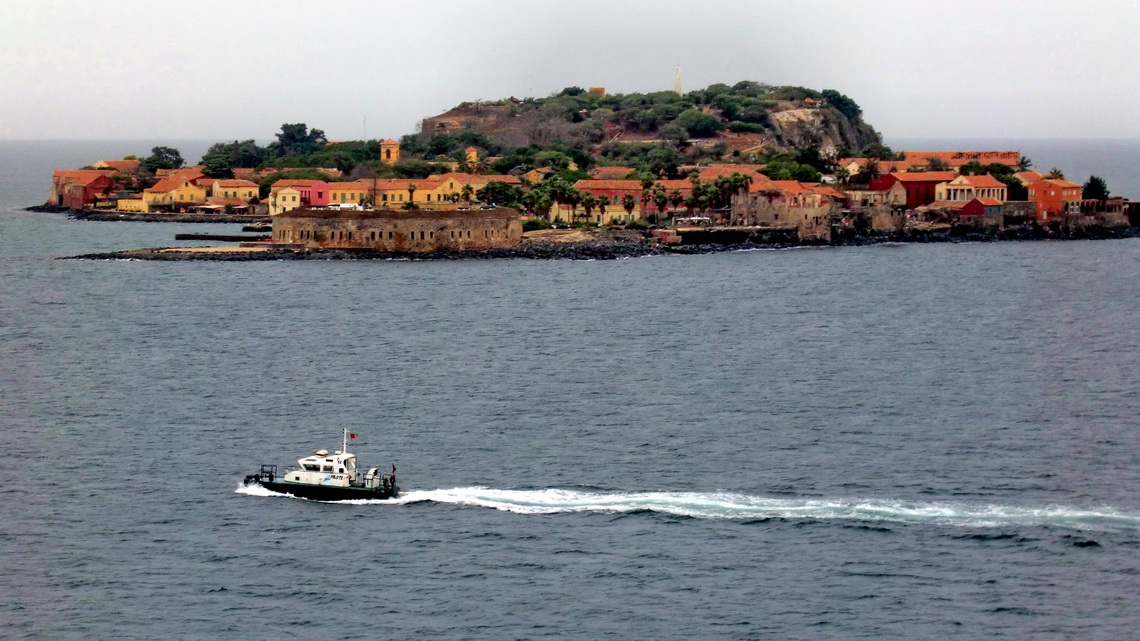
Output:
1027,178,1082,222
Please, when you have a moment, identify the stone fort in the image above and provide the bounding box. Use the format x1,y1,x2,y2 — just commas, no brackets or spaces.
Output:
272,208,523,252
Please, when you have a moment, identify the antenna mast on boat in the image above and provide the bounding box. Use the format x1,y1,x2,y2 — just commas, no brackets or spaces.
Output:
342,426,349,454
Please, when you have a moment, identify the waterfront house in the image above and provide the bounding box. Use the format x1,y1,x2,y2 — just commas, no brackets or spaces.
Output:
268,179,330,215
48,169,118,207
869,172,959,208
1028,178,1082,222
729,180,837,240
142,178,208,211
211,179,259,201
1028,178,1083,222
61,173,122,210
571,179,694,223
934,174,1008,202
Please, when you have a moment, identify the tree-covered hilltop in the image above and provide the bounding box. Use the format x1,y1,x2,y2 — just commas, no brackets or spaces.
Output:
123,82,883,198
410,81,882,175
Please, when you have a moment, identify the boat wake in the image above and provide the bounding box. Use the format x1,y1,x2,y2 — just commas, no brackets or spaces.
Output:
235,485,1140,531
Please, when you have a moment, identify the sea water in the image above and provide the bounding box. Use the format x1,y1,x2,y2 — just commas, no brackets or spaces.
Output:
2,141,1139,640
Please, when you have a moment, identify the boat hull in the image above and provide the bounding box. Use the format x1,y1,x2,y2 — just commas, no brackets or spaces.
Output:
248,478,399,502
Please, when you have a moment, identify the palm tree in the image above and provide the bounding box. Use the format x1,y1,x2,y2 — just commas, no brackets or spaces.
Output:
669,189,684,212
597,197,608,224
580,193,597,222
460,184,474,205
622,194,637,221
653,186,669,223
406,183,417,206
1017,155,1033,172
1046,167,1065,179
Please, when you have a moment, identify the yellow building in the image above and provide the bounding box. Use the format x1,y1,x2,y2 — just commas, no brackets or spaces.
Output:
116,197,149,212
270,187,303,215
329,181,370,206
211,179,259,201
380,139,400,164
142,178,207,209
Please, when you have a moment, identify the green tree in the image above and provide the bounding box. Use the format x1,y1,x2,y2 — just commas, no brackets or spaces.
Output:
669,189,685,212
1046,167,1065,179
1082,175,1109,200
674,109,724,138
477,181,524,207
958,160,986,175
645,144,683,178
140,146,184,173
622,193,637,218
271,123,327,157
821,89,862,120
1017,155,1033,172
200,139,265,178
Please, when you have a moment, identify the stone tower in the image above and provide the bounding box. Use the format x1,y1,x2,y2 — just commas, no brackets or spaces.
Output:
465,146,478,165
674,67,682,95
380,139,400,164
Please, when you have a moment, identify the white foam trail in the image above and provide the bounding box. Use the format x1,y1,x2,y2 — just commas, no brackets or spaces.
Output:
234,483,289,498
235,485,1140,531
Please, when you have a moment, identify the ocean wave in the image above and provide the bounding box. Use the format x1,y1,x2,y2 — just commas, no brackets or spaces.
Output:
234,485,1140,531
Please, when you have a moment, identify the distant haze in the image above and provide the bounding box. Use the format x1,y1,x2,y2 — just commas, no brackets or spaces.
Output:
3,0,1139,141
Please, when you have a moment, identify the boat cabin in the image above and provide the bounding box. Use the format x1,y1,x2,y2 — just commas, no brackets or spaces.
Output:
283,448,359,487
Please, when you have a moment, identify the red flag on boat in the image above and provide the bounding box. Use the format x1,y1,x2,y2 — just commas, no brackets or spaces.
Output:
349,433,357,439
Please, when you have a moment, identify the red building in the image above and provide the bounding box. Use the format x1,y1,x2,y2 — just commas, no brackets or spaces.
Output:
1027,178,1082,222
573,179,693,208
958,197,1003,218
869,171,958,208
271,179,331,207
61,173,122,210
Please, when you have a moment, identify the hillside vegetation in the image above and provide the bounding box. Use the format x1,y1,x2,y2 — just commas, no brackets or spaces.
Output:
405,81,882,177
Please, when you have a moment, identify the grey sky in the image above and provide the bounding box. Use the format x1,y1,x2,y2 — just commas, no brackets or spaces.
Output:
2,0,1138,142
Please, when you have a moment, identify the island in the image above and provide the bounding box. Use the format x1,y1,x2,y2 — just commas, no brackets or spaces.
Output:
38,80,1140,259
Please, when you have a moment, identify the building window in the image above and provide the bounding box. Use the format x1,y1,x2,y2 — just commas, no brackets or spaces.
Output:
429,231,434,239
371,231,376,240
348,232,352,240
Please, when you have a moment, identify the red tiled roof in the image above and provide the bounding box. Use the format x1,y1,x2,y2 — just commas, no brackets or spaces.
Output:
574,179,692,191
771,180,810,194
900,151,1020,167
591,166,636,179
958,174,1005,188
97,159,141,173
214,179,259,188
144,178,193,193
1039,178,1081,189
271,179,329,189
1015,171,1042,182
976,197,1003,206
808,184,846,199
55,169,117,186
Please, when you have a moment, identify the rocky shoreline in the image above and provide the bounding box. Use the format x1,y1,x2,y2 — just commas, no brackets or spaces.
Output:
60,224,1140,262
25,204,265,223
